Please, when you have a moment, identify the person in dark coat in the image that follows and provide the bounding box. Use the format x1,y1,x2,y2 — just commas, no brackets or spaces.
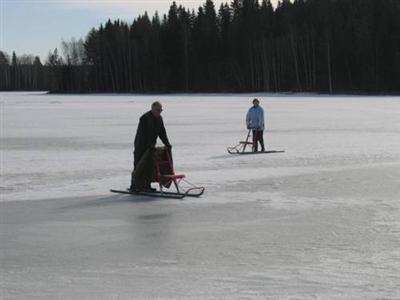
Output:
130,101,171,191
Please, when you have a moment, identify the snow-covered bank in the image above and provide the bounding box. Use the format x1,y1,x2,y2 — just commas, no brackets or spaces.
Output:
1,92,400,299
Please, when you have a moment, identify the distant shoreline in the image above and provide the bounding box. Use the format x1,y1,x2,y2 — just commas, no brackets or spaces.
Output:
2,90,400,97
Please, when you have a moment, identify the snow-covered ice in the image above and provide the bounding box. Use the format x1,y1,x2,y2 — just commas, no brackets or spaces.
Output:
1,92,400,299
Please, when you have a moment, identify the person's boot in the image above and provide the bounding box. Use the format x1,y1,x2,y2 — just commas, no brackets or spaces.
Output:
129,174,136,191
144,183,157,193
260,140,265,152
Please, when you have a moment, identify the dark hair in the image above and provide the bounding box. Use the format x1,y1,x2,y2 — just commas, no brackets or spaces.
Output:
253,98,260,104
151,101,162,109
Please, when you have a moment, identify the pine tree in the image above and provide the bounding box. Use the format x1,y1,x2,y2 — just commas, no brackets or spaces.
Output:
2,0,400,94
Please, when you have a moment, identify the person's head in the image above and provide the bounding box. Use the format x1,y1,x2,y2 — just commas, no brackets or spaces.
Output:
151,101,163,117
252,98,260,107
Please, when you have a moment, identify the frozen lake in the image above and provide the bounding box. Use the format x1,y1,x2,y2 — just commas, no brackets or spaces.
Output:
1,92,400,299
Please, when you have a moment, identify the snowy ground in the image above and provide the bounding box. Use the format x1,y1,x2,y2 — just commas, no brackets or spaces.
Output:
1,92,400,299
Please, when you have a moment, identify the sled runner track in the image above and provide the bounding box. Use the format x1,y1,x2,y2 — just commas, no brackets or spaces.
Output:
110,188,204,199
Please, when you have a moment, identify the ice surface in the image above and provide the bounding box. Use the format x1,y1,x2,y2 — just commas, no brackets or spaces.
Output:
1,92,400,299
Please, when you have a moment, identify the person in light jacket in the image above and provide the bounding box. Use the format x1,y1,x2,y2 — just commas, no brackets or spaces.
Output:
246,98,265,152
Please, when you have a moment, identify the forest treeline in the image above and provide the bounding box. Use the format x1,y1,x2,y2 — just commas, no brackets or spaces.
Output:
1,0,400,93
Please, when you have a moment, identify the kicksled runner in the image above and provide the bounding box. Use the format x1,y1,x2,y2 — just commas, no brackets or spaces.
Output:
111,147,205,199
227,130,285,155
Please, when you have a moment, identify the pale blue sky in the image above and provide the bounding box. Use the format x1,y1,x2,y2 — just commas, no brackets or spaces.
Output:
1,0,279,62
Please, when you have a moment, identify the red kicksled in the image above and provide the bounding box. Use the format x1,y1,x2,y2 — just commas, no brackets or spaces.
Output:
227,130,285,155
111,147,205,199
